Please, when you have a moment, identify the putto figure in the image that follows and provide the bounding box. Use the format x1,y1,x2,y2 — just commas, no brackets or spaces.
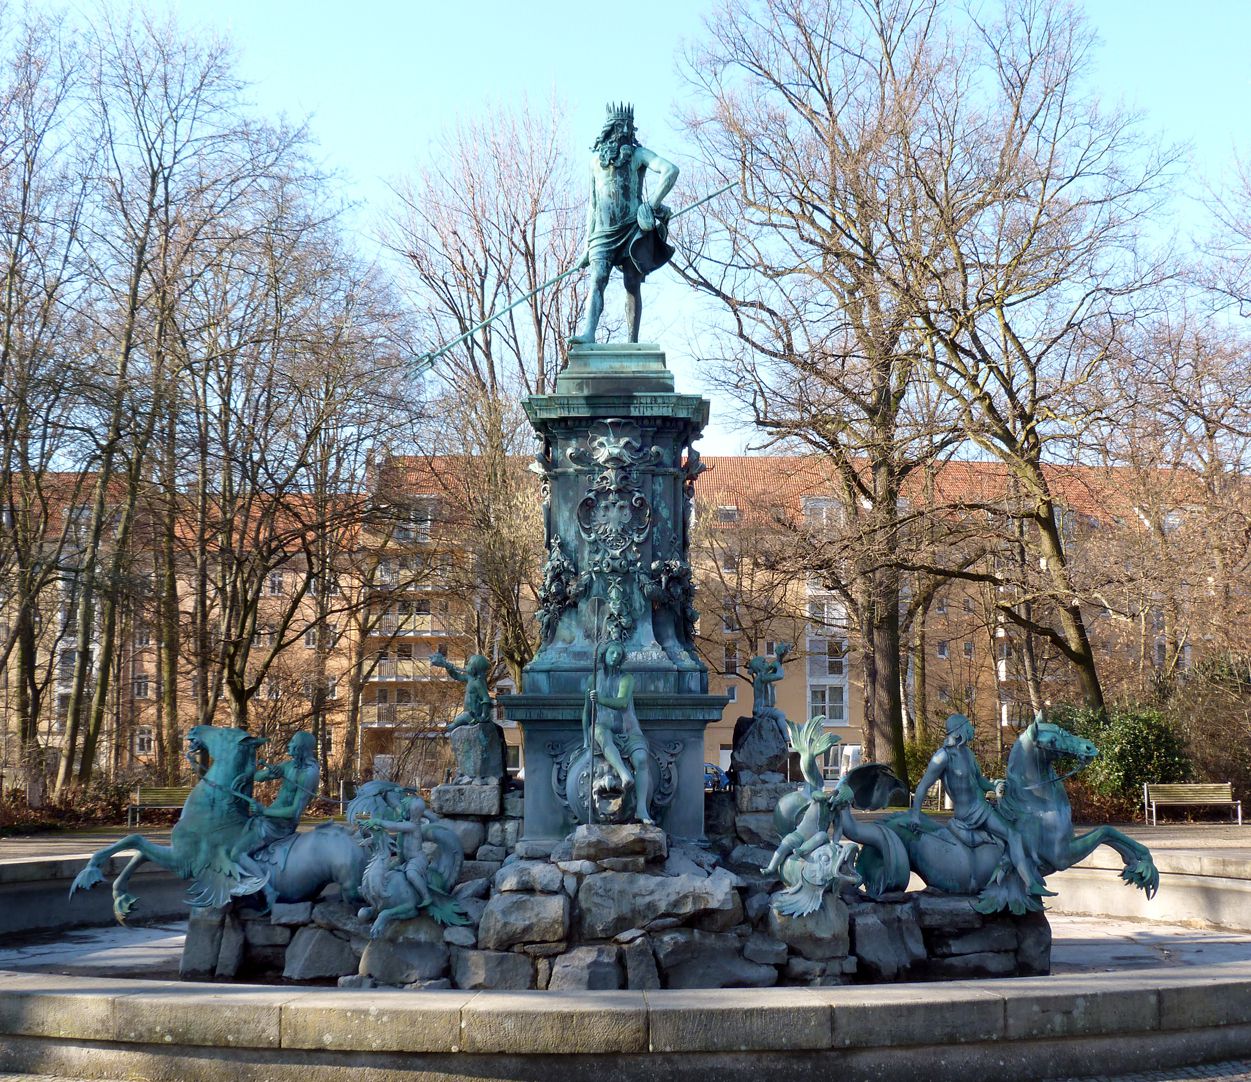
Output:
571,102,679,344
431,651,494,729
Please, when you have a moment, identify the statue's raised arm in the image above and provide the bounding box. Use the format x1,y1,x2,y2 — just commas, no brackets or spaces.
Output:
571,102,679,345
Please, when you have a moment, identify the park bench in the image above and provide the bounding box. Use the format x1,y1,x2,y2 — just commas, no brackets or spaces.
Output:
127,785,193,828
1143,782,1242,826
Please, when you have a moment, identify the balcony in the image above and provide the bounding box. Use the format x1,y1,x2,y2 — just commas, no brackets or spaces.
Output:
361,703,445,729
368,614,452,637
367,658,436,681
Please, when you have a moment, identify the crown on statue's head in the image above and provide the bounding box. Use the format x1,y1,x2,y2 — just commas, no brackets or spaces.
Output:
605,101,635,129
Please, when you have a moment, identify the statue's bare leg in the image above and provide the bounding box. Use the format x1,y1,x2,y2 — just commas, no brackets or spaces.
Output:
630,747,654,824
573,259,611,343
600,738,632,788
623,263,643,342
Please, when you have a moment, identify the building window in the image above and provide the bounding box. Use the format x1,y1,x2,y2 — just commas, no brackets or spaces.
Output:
963,641,974,659
134,625,151,648
721,606,738,633
726,684,737,703
715,505,740,523
809,684,845,724
134,728,154,755
58,648,76,686
936,641,949,659
305,626,318,649
326,676,338,700
935,597,947,615
802,497,841,529
719,549,738,573
266,679,281,700
268,572,284,596
56,692,71,732
963,597,975,614
132,674,150,699
394,498,436,543
938,685,950,702
723,642,739,675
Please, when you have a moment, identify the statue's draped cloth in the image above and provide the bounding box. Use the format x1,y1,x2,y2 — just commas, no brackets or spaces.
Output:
589,207,675,278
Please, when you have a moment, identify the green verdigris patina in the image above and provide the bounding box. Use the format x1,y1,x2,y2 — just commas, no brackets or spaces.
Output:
572,102,679,345
69,726,364,921
502,105,726,841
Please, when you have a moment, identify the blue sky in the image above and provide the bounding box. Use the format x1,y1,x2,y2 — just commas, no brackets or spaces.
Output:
162,0,1251,451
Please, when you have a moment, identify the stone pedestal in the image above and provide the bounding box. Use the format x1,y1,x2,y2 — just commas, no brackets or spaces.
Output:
447,721,505,784
504,343,727,842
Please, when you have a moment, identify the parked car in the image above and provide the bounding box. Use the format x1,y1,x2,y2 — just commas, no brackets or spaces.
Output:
704,763,730,792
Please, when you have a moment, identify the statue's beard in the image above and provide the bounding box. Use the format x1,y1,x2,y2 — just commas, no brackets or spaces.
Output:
598,137,634,170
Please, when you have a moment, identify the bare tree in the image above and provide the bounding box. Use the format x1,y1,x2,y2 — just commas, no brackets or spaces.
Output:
386,100,587,685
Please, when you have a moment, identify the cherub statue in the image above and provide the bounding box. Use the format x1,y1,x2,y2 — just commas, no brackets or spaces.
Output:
431,651,494,729
347,782,467,936
747,641,790,739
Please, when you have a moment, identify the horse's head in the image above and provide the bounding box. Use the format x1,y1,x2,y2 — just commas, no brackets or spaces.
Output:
1030,718,1097,764
186,726,267,779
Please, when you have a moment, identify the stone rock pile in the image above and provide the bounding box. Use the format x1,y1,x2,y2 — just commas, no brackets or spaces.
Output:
182,815,1049,990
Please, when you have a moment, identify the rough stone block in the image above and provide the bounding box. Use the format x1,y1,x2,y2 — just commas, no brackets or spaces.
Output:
548,944,623,990
622,936,660,989
494,860,563,894
784,955,825,983
312,900,370,939
214,912,246,979
453,876,490,900
735,811,779,846
599,856,647,872
503,789,524,817
648,988,832,1051
652,928,778,988
571,822,667,863
460,992,647,1054
930,919,1018,956
451,947,534,990
460,859,503,882
443,925,476,948
768,892,850,961
444,818,486,856
283,926,358,981
269,901,313,926
476,843,507,862
477,890,569,950
743,933,788,966
913,891,983,929
513,838,556,859
243,920,292,948
690,889,744,932
180,906,226,979
736,782,796,814
431,782,500,817
1016,909,1052,976
927,949,1017,979
358,938,450,986
851,905,926,980
448,720,505,783
576,868,738,939
728,843,776,871
705,789,736,837
731,712,791,778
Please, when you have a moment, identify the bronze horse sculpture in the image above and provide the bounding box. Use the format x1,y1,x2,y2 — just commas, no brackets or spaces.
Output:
856,716,1160,913
70,726,364,922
